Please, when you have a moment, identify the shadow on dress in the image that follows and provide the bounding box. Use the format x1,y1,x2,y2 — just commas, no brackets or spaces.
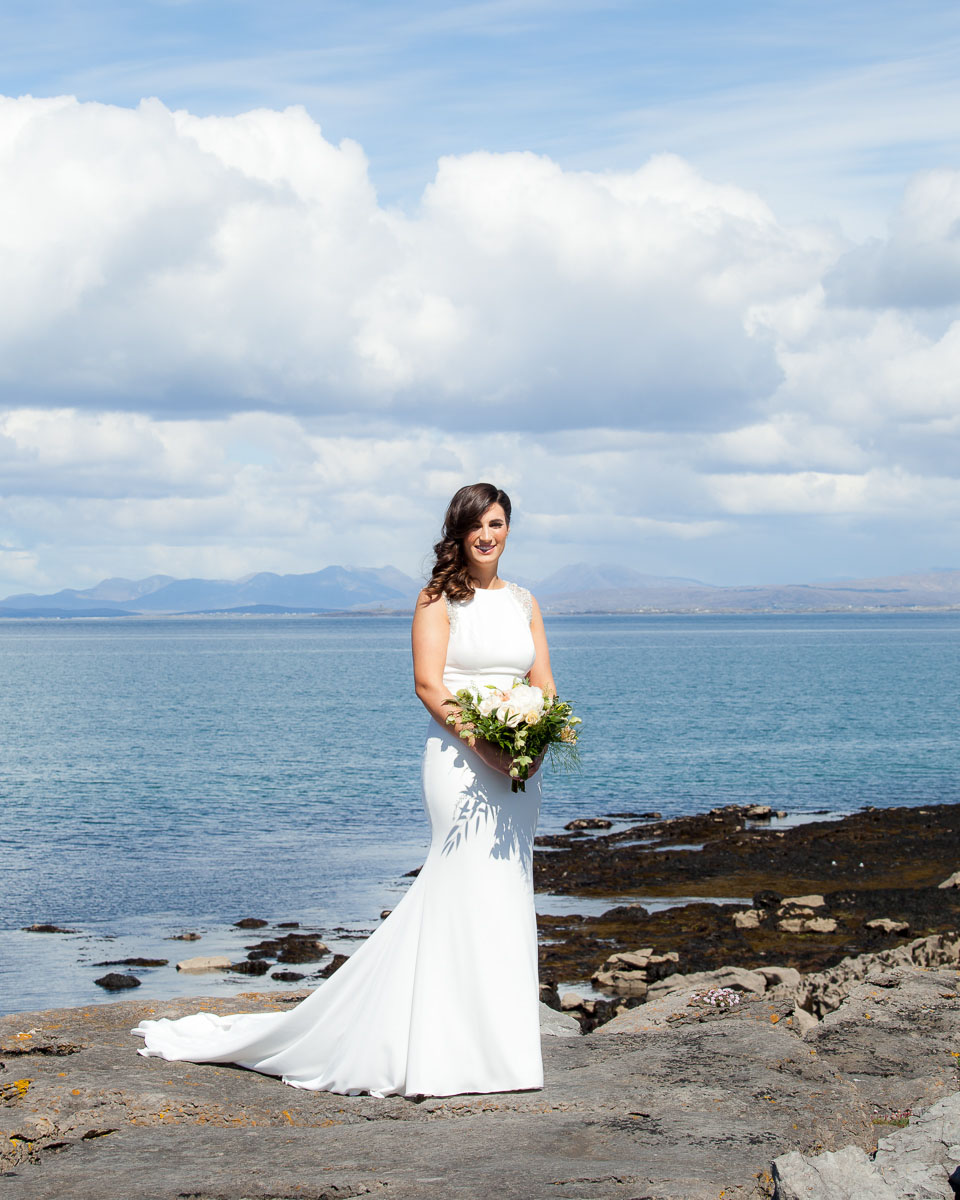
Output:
439,745,535,866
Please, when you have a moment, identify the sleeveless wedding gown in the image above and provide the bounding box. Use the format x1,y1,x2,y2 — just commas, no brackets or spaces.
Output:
132,581,543,1097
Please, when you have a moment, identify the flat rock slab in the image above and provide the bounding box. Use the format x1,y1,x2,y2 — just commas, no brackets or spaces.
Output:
2,971,959,1199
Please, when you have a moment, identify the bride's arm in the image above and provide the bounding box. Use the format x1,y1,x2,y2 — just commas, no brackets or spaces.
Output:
411,589,456,728
411,589,514,776
527,595,557,698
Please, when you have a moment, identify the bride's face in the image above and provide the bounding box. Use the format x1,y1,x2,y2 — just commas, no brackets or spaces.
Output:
462,503,509,573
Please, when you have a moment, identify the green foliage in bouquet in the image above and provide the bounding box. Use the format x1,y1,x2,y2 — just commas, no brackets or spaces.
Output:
444,678,581,792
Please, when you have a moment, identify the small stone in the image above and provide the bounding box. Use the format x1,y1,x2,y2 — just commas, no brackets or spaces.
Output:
233,917,269,929
271,970,305,982
592,968,648,998
865,918,910,934
226,959,270,975
564,817,612,831
276,921,300,928
22,924,77,934
318,953,348,977
167,932,201,941
753,890,782,910
277,936,328,964
606,948,654,969
744,805,772,819
937,870,960,889
94,973,140,991
560,992,583,1010
733,909,761,930
792,1005,819,1034
176,955,231,973
380,910,392,919
778,917,837,934
782,893,825,909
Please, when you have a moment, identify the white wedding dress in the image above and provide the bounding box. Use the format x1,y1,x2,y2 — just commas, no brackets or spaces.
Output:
132,581,543,1097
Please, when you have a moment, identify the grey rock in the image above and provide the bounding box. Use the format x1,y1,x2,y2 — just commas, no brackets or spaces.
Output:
777,916,838,934
646,965,768,1003
175,954,231,972
591,947,678,997
774,1093,960,1200
757,966,802,990
781,894,826,909
937,870,960,889
773,1144,899,1199
2,964,959,1200
795,933,960,1021
865,917,910,934
873,1092,960,1199
537,1001,581,1036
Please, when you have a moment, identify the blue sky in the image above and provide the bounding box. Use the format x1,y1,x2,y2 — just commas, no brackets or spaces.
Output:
1,1,960,594
8,0,960,229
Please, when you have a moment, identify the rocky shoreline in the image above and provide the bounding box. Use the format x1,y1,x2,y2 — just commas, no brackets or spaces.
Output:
534,800,960,1028
4,800,960,1197
2,934,959,1198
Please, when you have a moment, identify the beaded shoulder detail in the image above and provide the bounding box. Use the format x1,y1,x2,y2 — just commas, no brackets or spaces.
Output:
505,580,533,623
443,591,465,635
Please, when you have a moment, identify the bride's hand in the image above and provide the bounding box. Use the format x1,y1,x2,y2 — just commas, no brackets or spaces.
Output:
469,738,515,777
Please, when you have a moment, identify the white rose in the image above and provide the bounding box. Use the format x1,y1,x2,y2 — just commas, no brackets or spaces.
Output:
509,683,543,712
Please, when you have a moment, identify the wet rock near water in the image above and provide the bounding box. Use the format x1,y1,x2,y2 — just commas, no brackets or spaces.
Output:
318,953,349,977
93,973,140,991
93,958,168,969
21,924,77,935
225,959,270,976
175,955,231,973
244,932,329,964
233,917,268,929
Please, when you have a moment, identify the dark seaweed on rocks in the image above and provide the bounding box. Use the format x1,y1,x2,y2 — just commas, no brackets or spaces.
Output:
535,802,960,989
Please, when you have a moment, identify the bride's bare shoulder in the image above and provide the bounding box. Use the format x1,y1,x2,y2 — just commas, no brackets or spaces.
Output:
414,587,449,621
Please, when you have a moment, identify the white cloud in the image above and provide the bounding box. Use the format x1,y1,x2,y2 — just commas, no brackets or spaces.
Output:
0,95,836,429
1,95,960,593
825,169,960,308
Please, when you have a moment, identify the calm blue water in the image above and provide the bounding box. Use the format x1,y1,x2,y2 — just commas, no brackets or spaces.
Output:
2,611,958,1012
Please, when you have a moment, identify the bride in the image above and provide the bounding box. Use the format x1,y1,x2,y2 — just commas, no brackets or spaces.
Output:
133,482,557,1098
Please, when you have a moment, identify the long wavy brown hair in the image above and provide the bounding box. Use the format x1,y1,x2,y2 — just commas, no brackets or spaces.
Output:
424,483,512,603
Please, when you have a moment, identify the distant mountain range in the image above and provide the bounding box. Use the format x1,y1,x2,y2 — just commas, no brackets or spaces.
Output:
2,564,959,618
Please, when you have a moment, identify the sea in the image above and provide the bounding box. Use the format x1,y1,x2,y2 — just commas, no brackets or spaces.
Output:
2,610,959,1014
